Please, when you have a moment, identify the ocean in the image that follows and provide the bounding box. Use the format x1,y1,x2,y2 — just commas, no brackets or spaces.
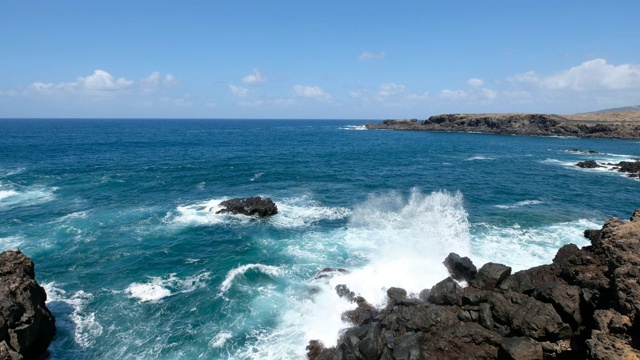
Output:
0,119,638,359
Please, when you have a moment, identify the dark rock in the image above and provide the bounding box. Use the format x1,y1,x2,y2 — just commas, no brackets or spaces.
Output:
478,302,494,330
575,160,602,168
335,333,362,360
358,323,390,360
429,277,463,306
0,249,55,360
306,340,335,360
474,263,512,290
418,289,431,303
586,330,640,359
393,332,421,360
443,252,477,282
215,196,278,217
498,336,543,360
386,287,407,307
315,268,349,280
533,282,582,329
336,284,356,302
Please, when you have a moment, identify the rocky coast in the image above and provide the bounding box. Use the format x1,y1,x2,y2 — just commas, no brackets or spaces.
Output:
0,249,55,360
365,113,640,139
308,209,640,359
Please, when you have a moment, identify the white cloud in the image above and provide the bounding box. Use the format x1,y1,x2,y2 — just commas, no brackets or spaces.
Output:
242,68,267,84
467,78,484,88
358,51,386,61
509,58,640,91
293,85,332,102
376,82,405,99
229,85,250,97
76,70,133,90
141,72,178,90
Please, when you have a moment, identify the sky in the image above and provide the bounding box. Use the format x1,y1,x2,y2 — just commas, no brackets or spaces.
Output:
1,1,639,119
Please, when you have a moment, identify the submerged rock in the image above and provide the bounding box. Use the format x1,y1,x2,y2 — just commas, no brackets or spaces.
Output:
215,196,278,217
0,249,56,359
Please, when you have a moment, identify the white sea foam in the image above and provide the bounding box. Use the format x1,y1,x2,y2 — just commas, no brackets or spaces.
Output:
234,190,471,358
250,172,264,181
2,167,25,177
219,264,282,293
43,282,103,349
169,196,350,228
466,155,495,161
270,196,350,228
495,199,544,209
471,218,597,271
339,125,367,131
210,331,233,348
126,272,210,303
56,211,89,222
0,235,23,250
0,183,56,208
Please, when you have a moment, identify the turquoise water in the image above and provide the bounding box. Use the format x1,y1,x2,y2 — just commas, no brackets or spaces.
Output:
0,119,638,359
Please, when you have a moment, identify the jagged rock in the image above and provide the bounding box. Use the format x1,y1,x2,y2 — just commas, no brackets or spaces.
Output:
593,309,631,334
429,277,463,306
474,263,512,290
576,160,602,168
386,287,407,307
306,340,335,360
586,330,640,359
498,336,543,360
336,284,356,302
393,332,421,360
215,196,278,217
533,282,582,329
0,249,55,360
443,253,477,282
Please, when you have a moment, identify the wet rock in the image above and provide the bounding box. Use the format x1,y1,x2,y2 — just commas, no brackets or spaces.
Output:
0,249,55,359
315,268,349,280
386,287,407,307
575,160,602,168
443,252,477,282
306,340,335,360
474,263,512,290
498,336,543,360
336,284,356,302
215,196,278,217
429,277,463,306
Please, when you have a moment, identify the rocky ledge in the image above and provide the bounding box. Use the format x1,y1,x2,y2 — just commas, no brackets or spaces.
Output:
0,249,55,360
308,209,640,359
365,114,640,139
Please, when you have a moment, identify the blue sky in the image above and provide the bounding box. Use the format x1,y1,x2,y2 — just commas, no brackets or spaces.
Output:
1,1,639,118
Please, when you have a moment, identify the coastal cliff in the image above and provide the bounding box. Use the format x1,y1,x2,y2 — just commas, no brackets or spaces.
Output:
0,249,55,360
365,113,640,139
308,209,640,359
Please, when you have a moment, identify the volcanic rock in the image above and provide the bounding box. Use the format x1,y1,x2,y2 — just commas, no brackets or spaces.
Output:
575,160,602,169
0,249,55,359
215,196,278,217
443,252,477,282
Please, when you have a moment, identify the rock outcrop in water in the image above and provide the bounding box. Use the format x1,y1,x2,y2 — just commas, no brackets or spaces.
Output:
365,114,640,139
215,196,278,217
0,249,55,360
575,160,640,178
308,209,640,359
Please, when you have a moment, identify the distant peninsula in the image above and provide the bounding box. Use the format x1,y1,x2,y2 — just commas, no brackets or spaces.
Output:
365,112,640,139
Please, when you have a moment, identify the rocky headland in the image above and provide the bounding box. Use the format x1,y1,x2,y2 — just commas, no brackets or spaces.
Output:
0,249,55,360
365,113,640,139
308,209,640,359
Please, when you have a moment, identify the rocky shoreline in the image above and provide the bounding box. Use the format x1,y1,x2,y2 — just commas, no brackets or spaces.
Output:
0,249,55,360
365,114,640,139
308,209,640,359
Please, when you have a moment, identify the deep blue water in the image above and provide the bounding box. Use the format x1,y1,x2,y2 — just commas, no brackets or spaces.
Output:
0,119,638,359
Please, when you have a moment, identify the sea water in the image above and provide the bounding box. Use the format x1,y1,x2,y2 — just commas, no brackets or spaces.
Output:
0,119,638,359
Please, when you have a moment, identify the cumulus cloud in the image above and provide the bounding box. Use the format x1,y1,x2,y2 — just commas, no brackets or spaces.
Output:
242,68,267,84
358,51,386,61
77,70,133,90
467,78,484,88
293,85,332,102
229,85,250,97
141,71,178,91
509,58,640,91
